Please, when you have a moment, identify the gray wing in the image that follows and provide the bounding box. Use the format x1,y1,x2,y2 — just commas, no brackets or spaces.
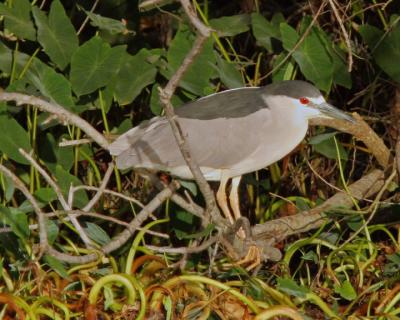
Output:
109,87,271,172
175,87,266,120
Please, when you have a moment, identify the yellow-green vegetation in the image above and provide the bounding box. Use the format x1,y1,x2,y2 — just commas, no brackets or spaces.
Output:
0,0,398,319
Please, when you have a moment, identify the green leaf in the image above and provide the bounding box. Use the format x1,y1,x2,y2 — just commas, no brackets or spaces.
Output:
0,206,29,240
3,174,15,201
114,49,158,105
0,113,31,164
178,180,198,196
26,60,75,110
54,165,89,209
214,54,244,89
166,27,215,95
0,0,35,40
363,23,400,82
34,187,58,203
81,7,133,35
251,13,282,51
46,219,59,245
312,23,351,88
271,52,295,82
359,24,384,50
277,278,310,298
308,132,337,145
280,22,333,91
32,0,78,70
39,133,74,174
334,280,357,300
209,14,250,37
43,255,69,279
312,136,348,161
70,36,123,96
0,42,30,75
84,222,111,246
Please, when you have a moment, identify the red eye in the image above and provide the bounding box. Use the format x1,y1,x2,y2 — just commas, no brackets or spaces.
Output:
299,97,309,105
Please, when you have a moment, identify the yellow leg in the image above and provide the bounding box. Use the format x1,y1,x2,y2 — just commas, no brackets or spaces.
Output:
216,175,235,225
229,176,242,221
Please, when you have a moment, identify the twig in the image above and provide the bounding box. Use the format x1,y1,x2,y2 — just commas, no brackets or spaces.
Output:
83,163,114,212
179,0,211,37
19,148,94,248
0,164,48,257
71,185,145,208
0,92,109,150
138,0,176,11
328,0,353,72
46,182,179,263
159,33,225,226
59,138,91,147
77,0,100,35
146,235,218,254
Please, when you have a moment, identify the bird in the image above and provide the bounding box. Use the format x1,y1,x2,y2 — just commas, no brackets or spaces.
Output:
109,80,354,227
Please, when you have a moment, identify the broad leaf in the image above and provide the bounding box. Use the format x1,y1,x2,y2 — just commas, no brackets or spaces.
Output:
334,280,357,300
361,23,400,82
0,206,29,241
209,14,250,37
114,49,157,105
70,36,123,96
82,8,133,35
85,222,111,246
280,22,333,91
312,136,348,161
0,0,35,40
54,165,89,209
166,26,216,95
26,59,75,110
277,278,310,298
43,255,69,278
32,0,78,70
38,133,74,174
251,13,283,51
214,54,244,89
0,113,31,164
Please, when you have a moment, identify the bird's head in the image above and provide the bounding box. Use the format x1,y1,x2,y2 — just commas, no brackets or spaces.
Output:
263,80,355,123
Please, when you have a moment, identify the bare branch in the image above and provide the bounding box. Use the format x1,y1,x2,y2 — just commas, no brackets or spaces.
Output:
0,164,48,256
0,92,109,150
146,235,218,254
83,163,114,212
159,34,226,226
46,182,179,263
179,0,211,37
19,148,94,248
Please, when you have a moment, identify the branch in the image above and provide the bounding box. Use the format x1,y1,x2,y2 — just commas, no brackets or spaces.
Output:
47,182,179,263
19,148,93,248
251,169,384,243
310,112,390,169
159,2,225,226
0,91,109,150
0,164,48,257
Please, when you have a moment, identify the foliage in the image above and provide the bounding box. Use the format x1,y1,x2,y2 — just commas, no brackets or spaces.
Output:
0,0,398,318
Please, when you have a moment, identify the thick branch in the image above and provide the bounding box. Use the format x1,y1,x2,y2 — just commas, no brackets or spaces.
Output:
310,112,390,169
251,169,384,242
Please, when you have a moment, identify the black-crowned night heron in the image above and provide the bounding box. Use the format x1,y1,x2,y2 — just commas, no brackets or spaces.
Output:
109,80,354,226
